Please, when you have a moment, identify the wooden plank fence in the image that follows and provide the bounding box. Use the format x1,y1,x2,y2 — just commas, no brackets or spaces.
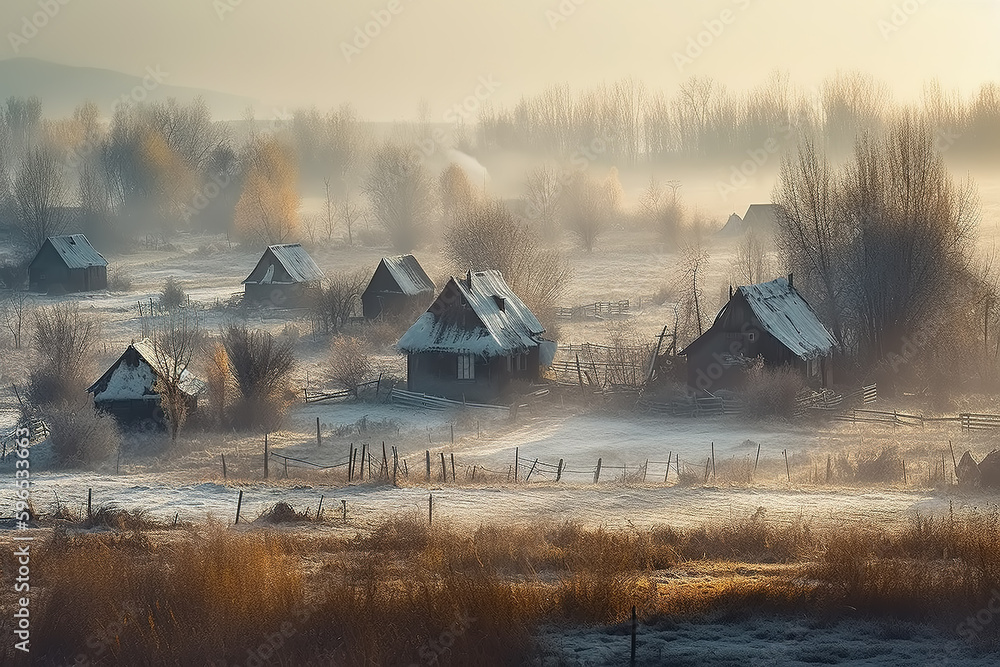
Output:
390,388,510,416
556,300,631,321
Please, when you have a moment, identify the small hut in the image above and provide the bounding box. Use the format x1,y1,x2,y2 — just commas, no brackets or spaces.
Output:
87,340,205,427
396,270,556,402
681,275,836,392
242,244,324,307
28,234,108,294
361,255,435,319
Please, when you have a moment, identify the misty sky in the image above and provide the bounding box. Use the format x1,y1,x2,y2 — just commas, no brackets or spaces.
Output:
1,0,998,120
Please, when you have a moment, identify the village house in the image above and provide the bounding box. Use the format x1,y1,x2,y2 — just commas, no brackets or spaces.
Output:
396,270,556,402
361,254,435,320
680,275,836,392
243,243,324,307
87,339,206,428
28,234,108,294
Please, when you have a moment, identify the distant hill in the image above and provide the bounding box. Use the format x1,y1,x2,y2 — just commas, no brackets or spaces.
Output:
0,58,255,119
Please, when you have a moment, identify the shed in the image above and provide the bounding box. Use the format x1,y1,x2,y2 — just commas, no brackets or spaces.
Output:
87,339,206,427
361,254,435,319
680,276,836,392
243,244,324,307
396,270,555,402
28,234,108,294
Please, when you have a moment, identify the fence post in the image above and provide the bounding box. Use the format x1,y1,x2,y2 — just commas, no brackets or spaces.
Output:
360,443,367,481
525,458,538,482
642,459,648,483
783,449,790,483
594,458,602,484
316,417,321,448
711,442,716,481
556,459,564,482
382,442,389,481
222,454,227,481
450,452,457,482
263,433,269,481
234,489,243,525
665,452,671,483
426,450,431,482
428,494,433,526
515,447,519,483
440,452,447,482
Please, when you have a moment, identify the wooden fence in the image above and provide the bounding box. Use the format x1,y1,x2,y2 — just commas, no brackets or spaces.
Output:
556,300,631,321
389,388,511,416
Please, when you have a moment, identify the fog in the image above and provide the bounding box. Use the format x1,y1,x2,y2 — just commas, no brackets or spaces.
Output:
0,0,997,119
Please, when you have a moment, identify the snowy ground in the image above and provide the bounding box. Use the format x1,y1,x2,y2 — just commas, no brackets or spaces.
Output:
535,616,997,666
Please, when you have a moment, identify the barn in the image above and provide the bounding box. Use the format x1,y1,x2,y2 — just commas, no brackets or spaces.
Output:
242,244,324,307
87,339,206,427
680,275,836,392
28,234,108,294
361,254,435,319
396,270,556,402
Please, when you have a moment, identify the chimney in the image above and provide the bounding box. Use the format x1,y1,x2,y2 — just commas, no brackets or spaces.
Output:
466,270,473,289
729,285,733,299
787,273,794,289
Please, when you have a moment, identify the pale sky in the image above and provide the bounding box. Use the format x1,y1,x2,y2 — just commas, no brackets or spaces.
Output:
1,0,998,120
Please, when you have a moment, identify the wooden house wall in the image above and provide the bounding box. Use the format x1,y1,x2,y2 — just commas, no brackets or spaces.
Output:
406,347,540,402
29,245,107,293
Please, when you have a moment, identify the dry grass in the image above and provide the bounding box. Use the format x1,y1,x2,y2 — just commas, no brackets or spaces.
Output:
7,509,1000,665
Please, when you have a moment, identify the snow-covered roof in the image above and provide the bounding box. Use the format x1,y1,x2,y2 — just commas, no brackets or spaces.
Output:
381,255,434,295
396,270,545,357
737,278,836,360
243,244,324,285
42,234,108,269
88,339,206,399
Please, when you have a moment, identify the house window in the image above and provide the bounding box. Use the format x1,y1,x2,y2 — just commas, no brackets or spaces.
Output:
458,354,475,380
508,353,528,372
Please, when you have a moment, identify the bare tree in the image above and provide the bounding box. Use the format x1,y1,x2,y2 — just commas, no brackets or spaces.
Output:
364,141,435,251
560,171,619,252
312,270,368,334
522,164,562,239
29,303,101,405
772,135,847,345
439,163,477,226
150,312,204,442
12,146,67,250
1,291,31,349
204,340,232,428
731,229,771,286
329,336,373,398
677,243,709,341
221,323,296,431
444,198,571,327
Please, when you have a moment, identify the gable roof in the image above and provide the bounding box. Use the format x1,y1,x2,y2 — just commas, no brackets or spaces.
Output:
243,244,324,285
379,255,435,295
39,234,108,269
723,277,836,360
396,270,544,357
742,204,779,236
87,339,206,399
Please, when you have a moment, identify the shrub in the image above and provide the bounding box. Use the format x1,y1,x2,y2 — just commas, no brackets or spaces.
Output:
160,276,186,311
28,303,100,406
107,264,135,292
221,323,296,431
329,336,373,398
739,358,805,419
47,404,121,468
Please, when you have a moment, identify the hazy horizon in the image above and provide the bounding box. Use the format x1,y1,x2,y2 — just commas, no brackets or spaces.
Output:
0,0,998,120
